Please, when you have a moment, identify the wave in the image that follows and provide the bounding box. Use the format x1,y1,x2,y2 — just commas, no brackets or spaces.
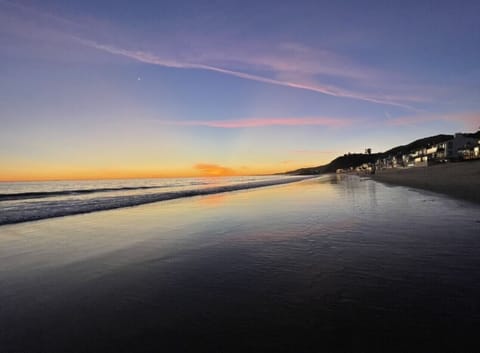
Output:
0,176,314,226
0,185,183,201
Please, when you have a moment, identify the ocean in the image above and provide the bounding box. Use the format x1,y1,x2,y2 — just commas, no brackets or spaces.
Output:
0,175,307,225
1,174,480,352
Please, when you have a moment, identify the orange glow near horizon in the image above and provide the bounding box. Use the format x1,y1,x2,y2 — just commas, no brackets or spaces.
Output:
0,162,332,182
0,164,305,182
0,148,335,182
2,1,479,190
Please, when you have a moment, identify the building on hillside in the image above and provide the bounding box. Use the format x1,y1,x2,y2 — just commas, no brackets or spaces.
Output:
413,155,428,167
442,133,478,159
374,133,479,169
458,138,480,160
409,147,435,167
409,133,478,165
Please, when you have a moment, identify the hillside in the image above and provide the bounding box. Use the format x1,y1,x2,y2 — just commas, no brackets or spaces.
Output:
285,132,478,175
382,134,453,157
285,153,380,175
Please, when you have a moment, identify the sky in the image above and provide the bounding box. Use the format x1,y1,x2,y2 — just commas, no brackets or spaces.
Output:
1,0,479,181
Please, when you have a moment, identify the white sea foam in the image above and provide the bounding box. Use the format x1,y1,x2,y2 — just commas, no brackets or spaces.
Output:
0,176,312,225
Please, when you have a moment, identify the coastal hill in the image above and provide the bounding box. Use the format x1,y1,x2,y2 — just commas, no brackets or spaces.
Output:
382,134,453,158
285,153,380,175
285,133,469,175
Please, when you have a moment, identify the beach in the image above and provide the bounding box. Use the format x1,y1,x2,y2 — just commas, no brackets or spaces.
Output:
372,160,480,204
1,175,480,352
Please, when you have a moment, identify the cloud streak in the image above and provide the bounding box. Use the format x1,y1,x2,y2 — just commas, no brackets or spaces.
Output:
161,116,352,128
191,41,377,81
77,39,417,110
0,1,428,110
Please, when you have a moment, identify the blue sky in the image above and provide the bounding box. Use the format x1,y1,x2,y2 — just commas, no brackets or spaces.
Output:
1,0,479,180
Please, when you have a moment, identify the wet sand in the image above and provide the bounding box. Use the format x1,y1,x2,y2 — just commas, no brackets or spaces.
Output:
373,160,480,204
1,175,480,352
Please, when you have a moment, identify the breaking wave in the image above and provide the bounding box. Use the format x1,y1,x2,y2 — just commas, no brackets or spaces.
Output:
0,176,313,225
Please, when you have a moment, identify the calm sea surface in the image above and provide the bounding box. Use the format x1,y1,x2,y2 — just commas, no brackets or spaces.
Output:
1,174,479,352
0,175,307,225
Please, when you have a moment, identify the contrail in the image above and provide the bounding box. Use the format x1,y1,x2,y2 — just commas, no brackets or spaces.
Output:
76,38,418,110
0,0,419,110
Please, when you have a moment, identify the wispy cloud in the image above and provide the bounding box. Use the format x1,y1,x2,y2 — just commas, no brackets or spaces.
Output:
77,39,417,110
192,41,377,81
194,163,235,176
388,112,480,130
0,1,422,110
162,116,352,128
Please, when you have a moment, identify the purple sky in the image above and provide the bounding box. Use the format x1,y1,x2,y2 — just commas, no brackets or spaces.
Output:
1,0,479,180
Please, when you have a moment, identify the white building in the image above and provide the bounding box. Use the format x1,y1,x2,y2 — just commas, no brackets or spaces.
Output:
443,133,478,159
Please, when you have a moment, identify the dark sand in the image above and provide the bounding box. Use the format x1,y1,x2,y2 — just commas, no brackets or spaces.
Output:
1,176,480,353
372,160,480,204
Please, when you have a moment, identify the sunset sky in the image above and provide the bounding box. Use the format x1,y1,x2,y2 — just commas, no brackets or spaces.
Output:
1,0,479,181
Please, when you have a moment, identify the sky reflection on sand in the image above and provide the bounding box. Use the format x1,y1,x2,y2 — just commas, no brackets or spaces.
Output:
1,175,480,352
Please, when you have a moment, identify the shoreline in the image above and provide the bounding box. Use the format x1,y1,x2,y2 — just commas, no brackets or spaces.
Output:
371,160,480,204
0,175,316,226
2,170,480,353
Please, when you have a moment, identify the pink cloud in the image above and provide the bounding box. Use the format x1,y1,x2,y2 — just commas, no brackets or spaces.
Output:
76,40,416,110
170,117,352,128
195,41,376,81
0,4,407,112
194,163,235,176
0,1,430,110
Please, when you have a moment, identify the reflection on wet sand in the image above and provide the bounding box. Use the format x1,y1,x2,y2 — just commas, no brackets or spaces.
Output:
196,193,227,207
1,175,480,352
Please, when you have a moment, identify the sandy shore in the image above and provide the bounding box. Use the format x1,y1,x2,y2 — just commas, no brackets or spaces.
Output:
1,176,480,352
372,160,480,204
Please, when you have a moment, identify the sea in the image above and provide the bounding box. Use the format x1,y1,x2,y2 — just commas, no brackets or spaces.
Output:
0,175,307,225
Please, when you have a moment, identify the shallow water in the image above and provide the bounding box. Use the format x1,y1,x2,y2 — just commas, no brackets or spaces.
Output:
0,175,306,225
1,175,480,352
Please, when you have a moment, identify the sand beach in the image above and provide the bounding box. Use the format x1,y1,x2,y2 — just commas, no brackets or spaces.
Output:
372,160,480,204
1,175,480,352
